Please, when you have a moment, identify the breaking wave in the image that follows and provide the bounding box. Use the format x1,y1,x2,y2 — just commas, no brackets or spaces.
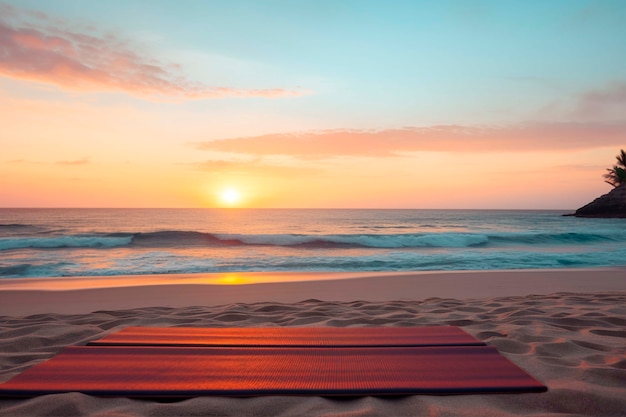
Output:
1,229,623,251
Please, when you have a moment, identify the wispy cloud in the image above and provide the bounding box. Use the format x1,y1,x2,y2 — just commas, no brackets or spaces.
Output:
55,158,89,166
0,5,307,99
5,157,90,165
187,159,320,177
571,82,626,119
193,122,626,159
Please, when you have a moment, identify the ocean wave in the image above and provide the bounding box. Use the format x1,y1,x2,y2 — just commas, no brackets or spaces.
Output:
0,236,133,251
0,263,33,276
195,230,624,249
129,231,225,246
0,262,77,278
3,247,625,278
1,229,624,252
489,231,622,245
215,233,490,248
128,231,492,249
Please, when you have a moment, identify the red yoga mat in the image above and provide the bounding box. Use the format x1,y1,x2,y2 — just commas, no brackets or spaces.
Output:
88,326,485,347
0,345,546,397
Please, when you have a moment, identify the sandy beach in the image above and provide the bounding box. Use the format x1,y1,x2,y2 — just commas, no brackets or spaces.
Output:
1,269,625,416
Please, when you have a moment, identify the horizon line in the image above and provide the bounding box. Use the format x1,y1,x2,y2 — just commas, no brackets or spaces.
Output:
0,207,576,211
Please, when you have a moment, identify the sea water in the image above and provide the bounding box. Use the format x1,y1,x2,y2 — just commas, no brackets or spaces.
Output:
1,208,625,278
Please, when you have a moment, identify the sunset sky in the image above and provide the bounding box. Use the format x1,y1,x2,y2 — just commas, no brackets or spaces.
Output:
1,0,625,209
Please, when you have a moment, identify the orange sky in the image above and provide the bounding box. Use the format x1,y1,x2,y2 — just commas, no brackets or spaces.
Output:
1,1,625,209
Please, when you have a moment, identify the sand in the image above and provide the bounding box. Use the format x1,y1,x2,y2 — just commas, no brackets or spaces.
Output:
0,268,625,416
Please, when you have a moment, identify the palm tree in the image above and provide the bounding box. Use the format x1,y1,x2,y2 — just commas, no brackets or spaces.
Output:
603,149,626,188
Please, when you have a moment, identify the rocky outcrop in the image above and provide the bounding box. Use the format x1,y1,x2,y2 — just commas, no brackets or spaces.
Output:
570,185,626,218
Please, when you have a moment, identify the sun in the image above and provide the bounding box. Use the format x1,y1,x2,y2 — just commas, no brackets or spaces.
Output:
219,188,242,206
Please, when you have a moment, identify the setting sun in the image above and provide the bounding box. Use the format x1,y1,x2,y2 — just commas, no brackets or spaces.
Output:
220,188,242,206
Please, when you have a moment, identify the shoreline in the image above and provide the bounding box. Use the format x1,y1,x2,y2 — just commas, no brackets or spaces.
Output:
1,268,625,316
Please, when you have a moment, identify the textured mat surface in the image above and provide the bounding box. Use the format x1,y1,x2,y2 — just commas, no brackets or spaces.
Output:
0,345,546,397
88,326,485,347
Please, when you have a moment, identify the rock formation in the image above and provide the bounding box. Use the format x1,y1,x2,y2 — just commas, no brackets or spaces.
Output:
570,185,626,218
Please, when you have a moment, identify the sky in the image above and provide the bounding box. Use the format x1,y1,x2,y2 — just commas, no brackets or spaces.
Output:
1,0,625,209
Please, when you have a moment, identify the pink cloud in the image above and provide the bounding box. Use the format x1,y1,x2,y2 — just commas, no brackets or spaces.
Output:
571,82,626,119
0,8,306,99
193,122,626,158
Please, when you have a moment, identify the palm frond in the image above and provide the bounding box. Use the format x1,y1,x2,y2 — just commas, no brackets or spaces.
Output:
603,150,626,188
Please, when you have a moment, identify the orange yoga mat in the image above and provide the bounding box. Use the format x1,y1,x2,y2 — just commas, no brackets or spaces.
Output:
0,345,546,397
88,326,486,347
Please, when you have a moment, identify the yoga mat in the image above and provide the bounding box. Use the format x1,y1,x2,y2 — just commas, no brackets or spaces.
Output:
0,345,546,397
89,326,485,347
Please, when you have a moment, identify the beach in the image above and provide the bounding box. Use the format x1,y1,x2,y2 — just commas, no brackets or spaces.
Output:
3,0,625,413
0,268,625,416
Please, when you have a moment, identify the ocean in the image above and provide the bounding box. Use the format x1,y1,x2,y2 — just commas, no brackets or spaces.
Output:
1,208,625,279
